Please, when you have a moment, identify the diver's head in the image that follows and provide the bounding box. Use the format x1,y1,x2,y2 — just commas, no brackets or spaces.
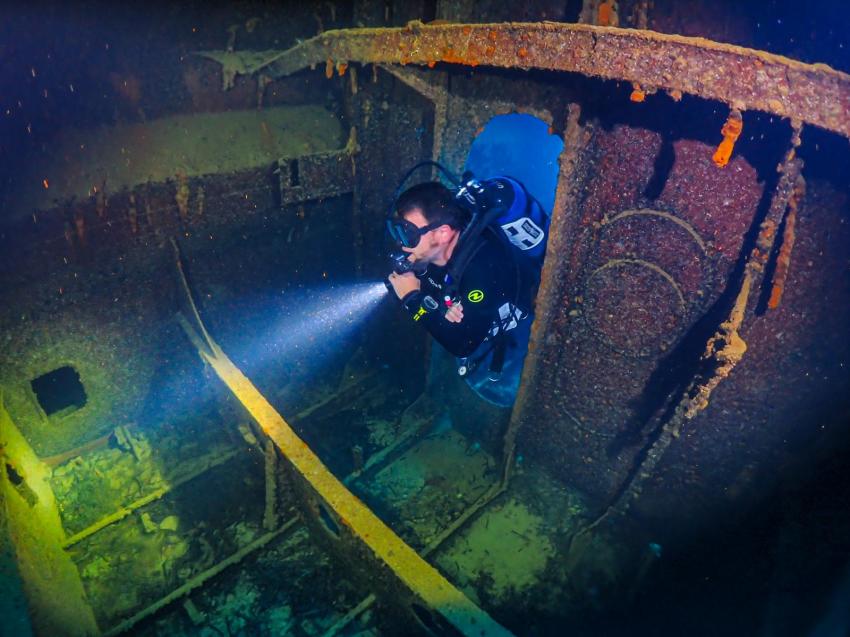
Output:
387,182,466,266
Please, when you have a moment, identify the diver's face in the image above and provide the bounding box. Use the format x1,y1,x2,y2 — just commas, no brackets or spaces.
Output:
401,208,452,263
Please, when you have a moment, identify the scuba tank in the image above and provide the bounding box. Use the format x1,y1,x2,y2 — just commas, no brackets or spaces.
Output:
443,171,549,308
453,173,549,264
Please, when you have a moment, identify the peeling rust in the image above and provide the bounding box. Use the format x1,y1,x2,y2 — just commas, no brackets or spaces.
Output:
768,174,806,310
199,22,850,138
712,107,743,168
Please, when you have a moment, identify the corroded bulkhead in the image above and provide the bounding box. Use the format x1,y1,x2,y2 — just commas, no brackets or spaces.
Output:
1,4,849,635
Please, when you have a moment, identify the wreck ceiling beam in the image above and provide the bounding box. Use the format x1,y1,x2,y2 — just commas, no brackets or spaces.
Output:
200,22,850,139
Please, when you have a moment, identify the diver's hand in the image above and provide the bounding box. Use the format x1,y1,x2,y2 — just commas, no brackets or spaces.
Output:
445,301,464,323
387,271,420,300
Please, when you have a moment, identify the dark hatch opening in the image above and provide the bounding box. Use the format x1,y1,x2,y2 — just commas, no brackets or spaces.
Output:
30,365,87,417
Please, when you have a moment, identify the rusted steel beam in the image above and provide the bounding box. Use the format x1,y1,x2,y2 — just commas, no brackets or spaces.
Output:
502,103,592,485
200,22,850,138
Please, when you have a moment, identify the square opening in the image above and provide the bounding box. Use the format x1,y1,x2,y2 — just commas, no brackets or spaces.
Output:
30,366,87,417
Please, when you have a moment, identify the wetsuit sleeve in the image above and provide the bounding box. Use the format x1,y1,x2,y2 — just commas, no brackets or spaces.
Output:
399,239,514,357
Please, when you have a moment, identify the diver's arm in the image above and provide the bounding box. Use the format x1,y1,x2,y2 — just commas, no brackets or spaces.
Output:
401,289,494,357
400,242,512,357
387,270,420,299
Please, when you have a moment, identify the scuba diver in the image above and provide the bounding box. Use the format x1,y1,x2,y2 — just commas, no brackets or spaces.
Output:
385,163,550,407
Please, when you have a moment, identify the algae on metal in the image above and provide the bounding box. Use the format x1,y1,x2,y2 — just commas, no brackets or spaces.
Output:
0,398,99,636
11,105,344,215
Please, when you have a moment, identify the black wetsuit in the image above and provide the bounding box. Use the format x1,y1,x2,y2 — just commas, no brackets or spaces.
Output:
399,227,539,358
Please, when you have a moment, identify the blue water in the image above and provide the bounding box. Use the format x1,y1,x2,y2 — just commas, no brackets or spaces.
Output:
464,113,564,213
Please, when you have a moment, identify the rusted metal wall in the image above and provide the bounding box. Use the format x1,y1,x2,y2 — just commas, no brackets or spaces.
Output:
513,88,850,540
633,177,850,535
520,113,761,499
0,63,363,456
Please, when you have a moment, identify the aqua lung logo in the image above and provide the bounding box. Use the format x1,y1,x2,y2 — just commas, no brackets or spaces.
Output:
468,290,484,303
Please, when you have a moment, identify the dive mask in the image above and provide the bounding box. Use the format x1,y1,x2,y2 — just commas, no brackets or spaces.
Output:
385,218,442,249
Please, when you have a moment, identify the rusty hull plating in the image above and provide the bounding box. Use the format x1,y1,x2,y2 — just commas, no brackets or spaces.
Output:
194,16,850,594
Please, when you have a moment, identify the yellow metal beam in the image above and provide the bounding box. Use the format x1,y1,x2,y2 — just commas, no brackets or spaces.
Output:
0,395,100,636
193,336,513,636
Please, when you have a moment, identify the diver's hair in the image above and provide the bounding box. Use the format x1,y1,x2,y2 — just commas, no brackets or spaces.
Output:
395,181,467,229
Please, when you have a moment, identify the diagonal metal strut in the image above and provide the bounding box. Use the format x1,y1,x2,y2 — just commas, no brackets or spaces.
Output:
190,332,513,636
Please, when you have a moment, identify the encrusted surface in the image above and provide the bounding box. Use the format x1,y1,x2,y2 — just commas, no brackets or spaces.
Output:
201,21,850,138
637,177,850,532
195,336,513,637
518,123,764,503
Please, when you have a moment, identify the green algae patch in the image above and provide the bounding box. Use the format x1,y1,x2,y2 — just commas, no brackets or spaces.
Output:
362,429,496,547
435,497,555,603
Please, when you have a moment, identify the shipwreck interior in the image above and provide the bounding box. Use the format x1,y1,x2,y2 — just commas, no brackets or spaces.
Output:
1,1,849,636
